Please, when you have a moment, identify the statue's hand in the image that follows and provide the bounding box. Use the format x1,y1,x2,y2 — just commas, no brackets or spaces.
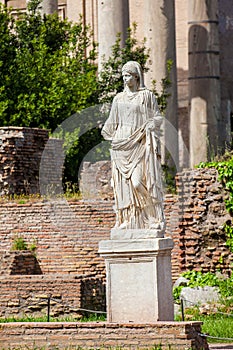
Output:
154,115,163,128
146,116,163,132
146,119,156,131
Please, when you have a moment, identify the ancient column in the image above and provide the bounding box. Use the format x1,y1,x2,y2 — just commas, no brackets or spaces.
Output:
97,0,129,70
144,0,179,169
40,0,58,15
218,1,233,147
188,0,221,167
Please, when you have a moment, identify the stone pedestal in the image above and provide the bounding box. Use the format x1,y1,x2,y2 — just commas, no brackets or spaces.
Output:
99,231,174,323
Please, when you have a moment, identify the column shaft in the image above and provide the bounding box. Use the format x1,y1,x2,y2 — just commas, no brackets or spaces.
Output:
144,0,179,169
41,0,58,15
188,0,220,166
97,0,129,69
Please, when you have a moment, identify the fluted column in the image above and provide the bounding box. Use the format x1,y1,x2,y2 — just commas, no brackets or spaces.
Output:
144,0,179,169
97,0,129,70
188,0,220,166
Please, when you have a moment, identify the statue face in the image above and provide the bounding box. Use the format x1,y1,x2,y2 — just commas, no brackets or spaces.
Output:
122,71,137,88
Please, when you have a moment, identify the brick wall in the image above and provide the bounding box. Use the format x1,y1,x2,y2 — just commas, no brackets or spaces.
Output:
0,167,232,318
0,274,105,318
0,251,42,275
0,321,208,349
176,167,233,274
0,127,63,195
0,169,231,279
0,197,180,277
0,199,113,276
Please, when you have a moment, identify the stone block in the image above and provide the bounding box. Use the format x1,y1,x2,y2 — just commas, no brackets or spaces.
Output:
180,286,220,307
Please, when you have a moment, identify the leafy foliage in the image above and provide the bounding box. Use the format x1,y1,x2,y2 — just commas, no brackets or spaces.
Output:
151,59,172,115
175,307,233,343
11,235,37,252
98,23,150,105
11,236,28,251
173,270,233,302
0,3,172,190
0,0,98,130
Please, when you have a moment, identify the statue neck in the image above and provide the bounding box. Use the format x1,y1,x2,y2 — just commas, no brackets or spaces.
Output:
125,85,138,94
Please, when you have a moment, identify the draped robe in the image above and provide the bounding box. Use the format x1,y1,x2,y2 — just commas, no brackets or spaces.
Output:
102,88,165,229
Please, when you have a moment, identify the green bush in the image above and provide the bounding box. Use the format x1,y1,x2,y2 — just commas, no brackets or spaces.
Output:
11,235,37,252
173,270,233,302
0,0,98,130
11,236,28,251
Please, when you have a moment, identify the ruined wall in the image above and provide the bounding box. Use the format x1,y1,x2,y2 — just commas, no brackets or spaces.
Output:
0,166,231,281
0,251,42,275
0,200,113,276
0,196,179,317
0,166,232,316
0,198,180,277
0,127,63,196
0,274,105,318
0,275,82,318
176,167,232,275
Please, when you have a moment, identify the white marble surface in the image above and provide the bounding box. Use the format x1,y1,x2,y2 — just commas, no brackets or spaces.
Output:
110,227,164,240
101,61,165,230
99,237,174,323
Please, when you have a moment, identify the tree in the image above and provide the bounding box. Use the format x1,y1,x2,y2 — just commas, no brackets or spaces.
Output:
0,0,98,130
0,3,171,190
63,24,152,187
0,5,17,117
97,23,150,105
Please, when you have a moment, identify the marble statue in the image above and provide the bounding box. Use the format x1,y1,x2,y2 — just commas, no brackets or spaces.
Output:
102,61,165,231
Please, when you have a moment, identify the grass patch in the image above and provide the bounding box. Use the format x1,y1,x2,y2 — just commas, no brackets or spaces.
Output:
0,191,83,205
0,313,106,323
200,313,233,342
176,306,233,343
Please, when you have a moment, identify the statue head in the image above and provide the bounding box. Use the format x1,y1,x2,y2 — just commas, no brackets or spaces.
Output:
122,61,146,90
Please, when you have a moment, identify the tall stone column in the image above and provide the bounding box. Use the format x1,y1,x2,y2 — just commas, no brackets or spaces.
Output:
40,0,58,15
144,0,179,169
188,0,220,167
97,0,129,70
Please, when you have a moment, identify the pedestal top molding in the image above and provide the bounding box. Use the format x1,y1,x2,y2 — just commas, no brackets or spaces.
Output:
99,236,174,256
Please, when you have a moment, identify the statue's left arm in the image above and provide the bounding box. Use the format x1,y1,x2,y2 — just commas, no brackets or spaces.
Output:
145,91,163,134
